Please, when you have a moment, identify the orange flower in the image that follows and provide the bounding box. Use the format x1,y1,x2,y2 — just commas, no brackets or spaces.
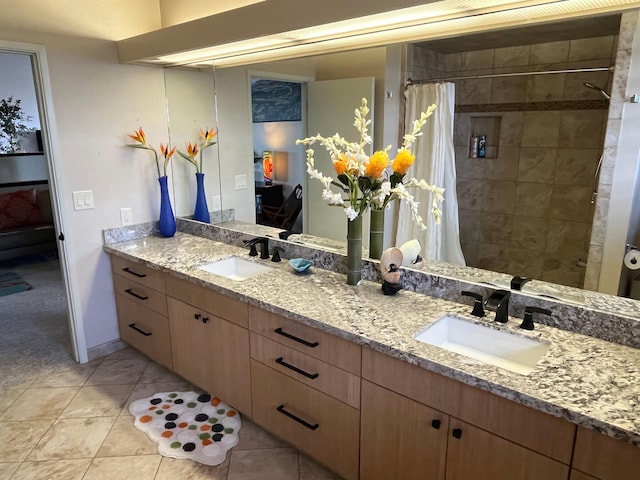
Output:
200,128,218,146
128,127,147,145
333,155,348,176
365,151,389,179
160,143,176,159
185,142,199,158
392,149,415,175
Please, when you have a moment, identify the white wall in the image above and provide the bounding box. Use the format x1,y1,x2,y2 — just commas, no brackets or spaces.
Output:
1,32,169,354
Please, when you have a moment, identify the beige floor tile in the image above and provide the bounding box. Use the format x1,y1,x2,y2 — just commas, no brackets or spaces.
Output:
100,347,148,365
0,389,22,417
61,384,134,418
234,419,288,450
5,378,35,390
31,364,97,388
228,448,299,480
85,358,149,386
0,419,54,462
96,415,158,457
299,454,343,479
121,382,192,415
0,462,20,479
155,456,230,480
27,416,116,461
10,458,90,480
1,387,79,421
82,455,161,480
138,362,184,384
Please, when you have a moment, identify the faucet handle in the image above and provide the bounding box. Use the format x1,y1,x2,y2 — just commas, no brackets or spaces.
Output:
271,247,283,263
247,244,258,257
520,306,551,330
511,276,531,290
461,291,485,317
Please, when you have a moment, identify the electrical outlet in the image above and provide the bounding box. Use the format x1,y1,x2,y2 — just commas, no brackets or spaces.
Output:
120,207,133,226
211,195,221,211
234,174,248,190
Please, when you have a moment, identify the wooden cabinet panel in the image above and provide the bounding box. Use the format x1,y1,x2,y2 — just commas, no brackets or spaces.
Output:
570,469,599,480
363,347,575,463
113,272,167,316
110,255,165,292
446,418,569,480
251,360,360,480
165,274,248,328
360,380,448,480
115,294,172,368
250,332,360,408
167,297,251,414
573,426,640,480
249,306,361,375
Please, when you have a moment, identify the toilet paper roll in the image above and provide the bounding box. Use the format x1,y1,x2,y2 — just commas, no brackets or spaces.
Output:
624,249,640,270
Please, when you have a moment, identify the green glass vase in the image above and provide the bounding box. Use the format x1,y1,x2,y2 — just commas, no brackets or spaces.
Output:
346,215,363,285
369,207,384,260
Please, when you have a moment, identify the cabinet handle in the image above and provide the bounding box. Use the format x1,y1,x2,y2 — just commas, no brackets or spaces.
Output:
431,419,441,430
276,405,319,431
128,323,152,336
122,267,146,278
202,317,209,324
124,288,148,300
274,327,319,348
194,313,201,320
275,357,319,379
452,428,462,439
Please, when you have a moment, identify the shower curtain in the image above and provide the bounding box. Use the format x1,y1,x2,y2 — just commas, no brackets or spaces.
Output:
395,82,466,265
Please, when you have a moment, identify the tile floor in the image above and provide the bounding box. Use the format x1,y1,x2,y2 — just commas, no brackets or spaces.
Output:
0,347,341,479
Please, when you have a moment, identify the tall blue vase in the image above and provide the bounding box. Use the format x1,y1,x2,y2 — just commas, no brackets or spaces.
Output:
193,172,210,223
157,176,176,237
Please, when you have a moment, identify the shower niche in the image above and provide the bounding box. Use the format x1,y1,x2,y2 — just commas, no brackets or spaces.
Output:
469,116,501,159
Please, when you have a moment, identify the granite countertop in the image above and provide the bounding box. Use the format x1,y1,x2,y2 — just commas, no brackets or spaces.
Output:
104,232,640,447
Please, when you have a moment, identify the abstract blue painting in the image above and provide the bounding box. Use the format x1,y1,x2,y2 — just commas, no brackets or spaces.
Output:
251,79,302,123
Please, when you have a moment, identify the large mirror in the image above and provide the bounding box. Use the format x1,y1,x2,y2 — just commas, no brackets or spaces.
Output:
166,12,640,305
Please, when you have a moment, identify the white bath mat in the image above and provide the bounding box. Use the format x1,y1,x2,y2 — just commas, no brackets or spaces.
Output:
129,391,241,465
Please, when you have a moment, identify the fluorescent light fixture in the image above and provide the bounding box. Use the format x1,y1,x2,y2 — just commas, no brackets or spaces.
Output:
153,0,638,67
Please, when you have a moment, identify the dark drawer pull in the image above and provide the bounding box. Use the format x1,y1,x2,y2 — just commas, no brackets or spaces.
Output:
276,405,319,431
431,419,441,430
125,288,148,300
128,323,152,337
122,267,146,278
275,357,319,379
274,327,319,348
452,428,462,439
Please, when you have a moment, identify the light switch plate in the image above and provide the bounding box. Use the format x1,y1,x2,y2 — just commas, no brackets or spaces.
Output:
72,190,94,210
235,174,248,190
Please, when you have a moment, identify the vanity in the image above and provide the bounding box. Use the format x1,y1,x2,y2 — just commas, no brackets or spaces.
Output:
104,229,640,480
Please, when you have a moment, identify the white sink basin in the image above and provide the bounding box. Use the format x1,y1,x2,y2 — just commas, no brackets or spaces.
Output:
199,256,274,281
414,315,550,375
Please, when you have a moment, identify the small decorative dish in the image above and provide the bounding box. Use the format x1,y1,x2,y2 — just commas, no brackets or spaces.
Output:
289,258,313,273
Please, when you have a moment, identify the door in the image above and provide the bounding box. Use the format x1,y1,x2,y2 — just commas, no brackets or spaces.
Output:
306,77,374,243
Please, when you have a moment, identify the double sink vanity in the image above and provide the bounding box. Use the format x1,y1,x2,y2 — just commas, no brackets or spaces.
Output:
103,221,640,480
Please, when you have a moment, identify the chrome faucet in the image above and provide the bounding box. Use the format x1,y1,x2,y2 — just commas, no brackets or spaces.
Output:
242,237,269,259
485,289,510,323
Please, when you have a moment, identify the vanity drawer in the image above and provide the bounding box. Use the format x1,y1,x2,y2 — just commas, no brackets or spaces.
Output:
165,274,248,328
251,360,360,480
115,294,172,368
573,426,640,480
250,332,360,408
362,348,575,464
112,272,167,316
110,255,165,293
248,306,361,375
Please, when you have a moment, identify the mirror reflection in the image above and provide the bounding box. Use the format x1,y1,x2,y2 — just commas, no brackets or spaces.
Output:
166,12,640,303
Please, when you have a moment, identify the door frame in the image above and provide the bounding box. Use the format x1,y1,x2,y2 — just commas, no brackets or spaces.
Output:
0,40,86,362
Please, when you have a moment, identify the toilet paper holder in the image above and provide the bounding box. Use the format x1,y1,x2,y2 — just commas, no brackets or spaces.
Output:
626,243,639,252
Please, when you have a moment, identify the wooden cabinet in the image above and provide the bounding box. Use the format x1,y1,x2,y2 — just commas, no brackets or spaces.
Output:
249,306,361,479
111,256,172,368
572,426,640,480
167,296,251,414
360,348,572,480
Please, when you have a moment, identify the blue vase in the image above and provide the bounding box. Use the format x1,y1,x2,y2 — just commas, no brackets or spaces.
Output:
193,172,210,223
157,176,176,237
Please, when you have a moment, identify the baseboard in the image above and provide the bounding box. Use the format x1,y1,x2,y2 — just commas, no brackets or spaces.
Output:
87,338,127,362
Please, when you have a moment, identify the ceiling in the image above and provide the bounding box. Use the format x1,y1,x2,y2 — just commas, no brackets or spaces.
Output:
414,13,622,52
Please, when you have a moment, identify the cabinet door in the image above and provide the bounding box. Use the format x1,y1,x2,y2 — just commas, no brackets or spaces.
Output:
167,297,251,414
573,426,640,480
360,380,448,480
445,418,569,480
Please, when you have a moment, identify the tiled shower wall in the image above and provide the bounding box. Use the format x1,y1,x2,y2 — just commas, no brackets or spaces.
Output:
407,35,617,288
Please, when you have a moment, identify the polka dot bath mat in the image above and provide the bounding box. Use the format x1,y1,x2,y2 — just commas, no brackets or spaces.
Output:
129,391,241,466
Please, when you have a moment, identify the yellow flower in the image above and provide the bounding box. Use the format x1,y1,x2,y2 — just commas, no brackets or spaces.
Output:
200,128,218,146
392,149,415,175
365,151,389,179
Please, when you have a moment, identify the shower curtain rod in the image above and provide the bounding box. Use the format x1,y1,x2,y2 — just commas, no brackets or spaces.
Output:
406,66,613,86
